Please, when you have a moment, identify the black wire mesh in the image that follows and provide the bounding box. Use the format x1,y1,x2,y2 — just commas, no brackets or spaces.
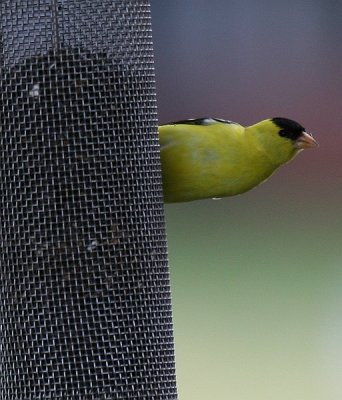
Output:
0,1,177,399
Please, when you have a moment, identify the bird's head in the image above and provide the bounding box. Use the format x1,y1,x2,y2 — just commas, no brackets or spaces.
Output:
247,117,318,166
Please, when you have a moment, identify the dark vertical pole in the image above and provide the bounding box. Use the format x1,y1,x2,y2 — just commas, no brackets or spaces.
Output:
0,1,177,399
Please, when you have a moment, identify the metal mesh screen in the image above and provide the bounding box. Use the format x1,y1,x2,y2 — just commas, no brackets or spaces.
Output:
0,1,177,399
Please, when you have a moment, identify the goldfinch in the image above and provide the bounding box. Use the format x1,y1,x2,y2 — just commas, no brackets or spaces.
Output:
159,117,318,203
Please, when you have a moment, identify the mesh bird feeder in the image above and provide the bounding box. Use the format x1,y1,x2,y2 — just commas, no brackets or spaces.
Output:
0,1,177,398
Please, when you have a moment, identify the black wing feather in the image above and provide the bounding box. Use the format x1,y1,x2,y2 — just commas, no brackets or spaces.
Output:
161,117,237,126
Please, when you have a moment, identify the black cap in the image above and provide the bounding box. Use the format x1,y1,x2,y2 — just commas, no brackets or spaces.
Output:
272,117,306,141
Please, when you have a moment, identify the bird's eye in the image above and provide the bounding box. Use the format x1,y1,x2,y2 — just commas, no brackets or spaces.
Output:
278,130,287,137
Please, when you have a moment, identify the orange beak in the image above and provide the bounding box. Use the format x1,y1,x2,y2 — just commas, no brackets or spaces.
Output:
295,131,318,149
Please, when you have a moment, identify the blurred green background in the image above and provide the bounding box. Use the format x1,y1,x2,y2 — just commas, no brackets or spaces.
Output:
151,1,342,399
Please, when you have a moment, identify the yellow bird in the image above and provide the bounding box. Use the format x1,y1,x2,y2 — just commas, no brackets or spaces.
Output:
159,117,318,203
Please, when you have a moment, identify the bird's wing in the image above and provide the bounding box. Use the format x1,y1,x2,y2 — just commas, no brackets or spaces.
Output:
158,118,241,151
160,117,238,126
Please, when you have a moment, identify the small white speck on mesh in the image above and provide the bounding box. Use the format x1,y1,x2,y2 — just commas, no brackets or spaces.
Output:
29,83,40,97
87,240,98,251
